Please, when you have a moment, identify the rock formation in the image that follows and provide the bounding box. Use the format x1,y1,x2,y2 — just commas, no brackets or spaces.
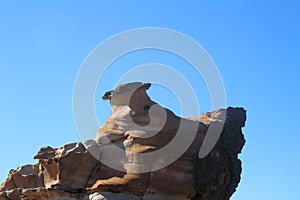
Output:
0,82,246,200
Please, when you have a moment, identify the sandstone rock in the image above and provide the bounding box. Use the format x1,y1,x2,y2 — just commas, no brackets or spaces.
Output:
2,188,89,200
0,82,246,200
89,192,141,200
0,164,43,190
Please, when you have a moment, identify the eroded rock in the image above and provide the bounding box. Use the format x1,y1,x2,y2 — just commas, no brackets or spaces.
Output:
0,82,246,200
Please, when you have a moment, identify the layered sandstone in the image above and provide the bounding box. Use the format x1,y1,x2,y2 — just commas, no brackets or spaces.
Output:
0,82,246,200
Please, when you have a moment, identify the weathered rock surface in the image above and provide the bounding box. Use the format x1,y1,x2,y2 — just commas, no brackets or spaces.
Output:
0,82,246,200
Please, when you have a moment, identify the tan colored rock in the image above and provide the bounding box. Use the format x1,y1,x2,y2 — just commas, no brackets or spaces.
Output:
0,82,246,200
0,164,44,191
2,188,89,200
92,82,208,198
34,142,125,192
87,173,149,195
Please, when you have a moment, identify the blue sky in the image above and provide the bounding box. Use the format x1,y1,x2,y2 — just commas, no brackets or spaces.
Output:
1,1,299,199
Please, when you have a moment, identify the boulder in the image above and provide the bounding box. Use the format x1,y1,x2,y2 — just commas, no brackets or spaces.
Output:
0,82,246,200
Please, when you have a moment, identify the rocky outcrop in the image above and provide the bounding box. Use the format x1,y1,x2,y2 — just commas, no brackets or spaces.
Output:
0,82,246,200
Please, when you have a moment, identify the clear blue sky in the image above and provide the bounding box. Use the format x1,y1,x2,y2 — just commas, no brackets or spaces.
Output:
1,1,299,199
